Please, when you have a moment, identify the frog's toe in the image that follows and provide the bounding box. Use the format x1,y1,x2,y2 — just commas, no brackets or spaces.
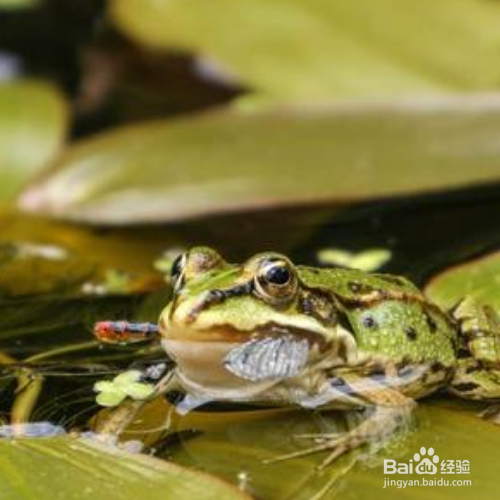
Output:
319,435,361,469
262,438,343,465
265,402,414,467
263,433,362,469
479,404,500,424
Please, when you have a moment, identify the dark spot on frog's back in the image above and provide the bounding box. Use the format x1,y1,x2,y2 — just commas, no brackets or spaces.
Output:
299,289,337,326
465,363,481,374
452,382,479,392
425,312,438,333
430,361,445,373
404,326,418,341
362,315,378,329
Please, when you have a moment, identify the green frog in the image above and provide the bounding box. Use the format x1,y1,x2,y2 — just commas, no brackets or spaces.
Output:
94,246,500,466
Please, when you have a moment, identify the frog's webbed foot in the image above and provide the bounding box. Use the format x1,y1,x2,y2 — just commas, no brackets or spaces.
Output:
265,386,416,469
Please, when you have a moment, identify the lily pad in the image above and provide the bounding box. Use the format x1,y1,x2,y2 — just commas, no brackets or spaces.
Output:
317,248,391,271
19,98,500,223
0,80,68,201
112,0,500,103
0,210,178,297
159,402,498,500
0,436,251,500
425,250,500,311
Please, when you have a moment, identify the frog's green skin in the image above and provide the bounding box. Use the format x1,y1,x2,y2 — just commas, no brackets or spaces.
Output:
151,247,500,464
160,246,500,404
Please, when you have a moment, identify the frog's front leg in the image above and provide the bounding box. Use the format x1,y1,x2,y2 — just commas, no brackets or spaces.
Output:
267,376,416,468
449,298,500,401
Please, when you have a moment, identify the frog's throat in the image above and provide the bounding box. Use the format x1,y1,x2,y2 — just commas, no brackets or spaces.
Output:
162,338,282,396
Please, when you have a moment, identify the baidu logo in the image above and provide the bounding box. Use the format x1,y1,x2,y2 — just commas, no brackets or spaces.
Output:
384,446,469,475
413,447,439,474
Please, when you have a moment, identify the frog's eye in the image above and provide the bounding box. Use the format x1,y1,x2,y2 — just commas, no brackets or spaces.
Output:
170,253,187,290
255,258,297,304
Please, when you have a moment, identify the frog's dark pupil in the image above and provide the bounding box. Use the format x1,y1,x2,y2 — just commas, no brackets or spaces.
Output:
171,254,184,280
265,264,290,285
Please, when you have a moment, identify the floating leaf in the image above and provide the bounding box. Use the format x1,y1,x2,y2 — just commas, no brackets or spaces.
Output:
317,248,391,271
94,370,156,407
112,0,500,103
0,211,175,297
425,250,500,312
96,387,127,408
0,436,252,500
0,80,68,201
165,402,498,500
19,98,500,224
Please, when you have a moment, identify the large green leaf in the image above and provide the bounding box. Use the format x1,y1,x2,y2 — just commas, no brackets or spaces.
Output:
19,98,500,223
129,400,498,500
0,436,251,500
112,0,500,103
425,251,500,312
0,81,68,202
0,211,176,298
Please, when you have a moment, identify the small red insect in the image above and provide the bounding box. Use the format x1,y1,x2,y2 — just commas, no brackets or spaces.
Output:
93,321,159,344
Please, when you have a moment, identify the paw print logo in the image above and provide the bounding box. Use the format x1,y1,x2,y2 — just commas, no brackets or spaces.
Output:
414,447,439,474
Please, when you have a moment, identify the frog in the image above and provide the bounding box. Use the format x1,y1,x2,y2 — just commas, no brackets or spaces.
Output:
94,246,500,467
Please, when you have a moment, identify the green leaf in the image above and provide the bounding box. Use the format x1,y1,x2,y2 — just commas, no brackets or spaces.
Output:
0,80,68,201
123,382,156,400
317,248,391,271
0,436,252,500
114,370,142,387
425,251,500,312
19,98,500,223
165,403,499,500
0,210,174,298
96,389,127,408
112,0,500,103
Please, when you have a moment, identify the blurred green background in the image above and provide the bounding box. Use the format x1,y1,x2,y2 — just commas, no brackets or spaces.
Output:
1,1,500,499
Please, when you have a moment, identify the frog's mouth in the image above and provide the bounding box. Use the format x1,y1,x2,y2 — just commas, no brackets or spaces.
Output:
160,317,354,403
161,320,325,397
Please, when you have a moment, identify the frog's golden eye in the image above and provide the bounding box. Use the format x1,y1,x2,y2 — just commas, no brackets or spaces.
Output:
170,253,187,290
255,258,297,304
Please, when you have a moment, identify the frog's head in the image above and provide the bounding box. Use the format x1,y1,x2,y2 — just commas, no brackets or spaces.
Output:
159,247,354,398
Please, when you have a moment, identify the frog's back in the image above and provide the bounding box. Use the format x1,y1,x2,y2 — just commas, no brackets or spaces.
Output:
298,266,457,368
